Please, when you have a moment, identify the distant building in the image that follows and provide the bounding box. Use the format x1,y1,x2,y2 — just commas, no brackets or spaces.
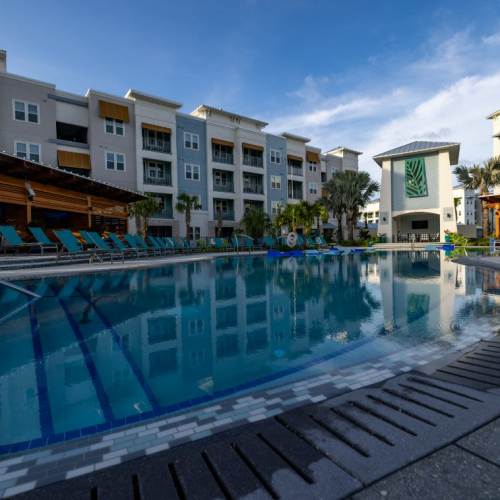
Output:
452,185,480,226
360,199,380,225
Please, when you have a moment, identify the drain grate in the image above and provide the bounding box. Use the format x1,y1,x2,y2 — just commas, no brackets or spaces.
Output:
432,339,500,391
17,372,500,500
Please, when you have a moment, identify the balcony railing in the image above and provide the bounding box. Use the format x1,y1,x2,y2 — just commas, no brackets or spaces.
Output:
152,207,174,219
213,151,234,164
143,137,171,154
243,186,264,194
288,192,303,200
143,174,172,186
215,209,235,221
287,166,303,176
213,182,234,193
243,155,263,168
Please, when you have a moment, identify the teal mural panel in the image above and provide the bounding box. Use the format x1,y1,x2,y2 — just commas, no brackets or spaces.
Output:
405,157,428,198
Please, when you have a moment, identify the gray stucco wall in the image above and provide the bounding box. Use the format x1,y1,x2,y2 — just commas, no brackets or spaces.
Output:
0,74,58,166
86,93,137,190
176,114,208,210
391,153,439,212
266,134,287,212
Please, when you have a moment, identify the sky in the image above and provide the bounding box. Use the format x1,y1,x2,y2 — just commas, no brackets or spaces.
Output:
2,0,500,180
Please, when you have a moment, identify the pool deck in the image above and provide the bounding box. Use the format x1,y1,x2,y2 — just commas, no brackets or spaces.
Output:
454,255,500,272
10,336,500,499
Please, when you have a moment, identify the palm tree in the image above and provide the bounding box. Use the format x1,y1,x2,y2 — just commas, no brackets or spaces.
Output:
240,208,271,240
322,173,346,241
342,171,380,241
274,203,305,233
175,193,201,240
297,201,317,235
128,194,161,237
314,201,329,235
454,157,500,236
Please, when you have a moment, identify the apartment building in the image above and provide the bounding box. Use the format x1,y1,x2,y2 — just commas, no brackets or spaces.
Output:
0,50,360,238
360,199,380,225
452,185,481,226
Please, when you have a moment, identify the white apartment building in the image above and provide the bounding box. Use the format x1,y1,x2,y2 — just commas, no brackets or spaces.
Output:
452,185,480,226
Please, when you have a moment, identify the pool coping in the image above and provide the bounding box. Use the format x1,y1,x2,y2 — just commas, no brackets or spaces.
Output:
0,324,495,498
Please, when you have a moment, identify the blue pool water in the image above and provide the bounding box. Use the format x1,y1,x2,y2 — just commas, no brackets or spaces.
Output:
0,251,498,453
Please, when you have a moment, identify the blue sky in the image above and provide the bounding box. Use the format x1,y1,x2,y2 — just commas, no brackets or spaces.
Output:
2,0,500,178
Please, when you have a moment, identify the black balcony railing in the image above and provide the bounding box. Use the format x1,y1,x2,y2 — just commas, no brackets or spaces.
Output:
243,186,264,194
143,137,171,154
213,183,234,193
287,166,303,176
143,174,172,186
213,150,234,164
243,155,263,168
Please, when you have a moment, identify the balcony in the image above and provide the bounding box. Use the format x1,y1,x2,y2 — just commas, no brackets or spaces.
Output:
213,150,234,165
144,173,172,186
288,181,303,200
214,201,235,221
287,165,303,176
213,182,234,193
243,154,263,168
243,185,264,194
143,136,171,154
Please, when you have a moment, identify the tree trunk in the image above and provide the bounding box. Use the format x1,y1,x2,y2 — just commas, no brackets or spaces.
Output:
482,201,489,237
348,213,354,241
336,214,343,242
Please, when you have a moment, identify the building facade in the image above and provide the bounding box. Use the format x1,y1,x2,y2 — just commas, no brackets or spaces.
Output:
452,185,480,226
0,51,360,238
374,141,459,242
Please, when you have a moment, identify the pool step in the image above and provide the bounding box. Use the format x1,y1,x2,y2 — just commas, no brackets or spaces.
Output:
17,371,500,500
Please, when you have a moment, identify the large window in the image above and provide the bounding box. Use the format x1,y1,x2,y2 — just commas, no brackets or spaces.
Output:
270,149,281,164
56,122,88,144
104,117,124,136
212,142,233,164
13,100,39,124
106,152,125,171
242,145,263,167
184,132,199,150
271,175,281,189
309,182,319,195
15,141,40,162
271,200,282,216
185,163,200,180
188,226,201,241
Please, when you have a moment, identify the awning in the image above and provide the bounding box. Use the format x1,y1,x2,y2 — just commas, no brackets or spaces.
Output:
306,151,320,162
212,138,234,148
242,142,264,152
57,150,91,170
142,122,171,134
99,100,130,122
287,154,303,162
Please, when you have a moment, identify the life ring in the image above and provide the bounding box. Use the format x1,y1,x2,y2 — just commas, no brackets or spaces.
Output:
286,232,298,248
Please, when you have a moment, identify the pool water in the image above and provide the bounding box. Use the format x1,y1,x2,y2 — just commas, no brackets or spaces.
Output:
0,251,498,452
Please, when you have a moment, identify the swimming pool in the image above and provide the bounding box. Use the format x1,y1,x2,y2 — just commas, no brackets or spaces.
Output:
0,251,498,453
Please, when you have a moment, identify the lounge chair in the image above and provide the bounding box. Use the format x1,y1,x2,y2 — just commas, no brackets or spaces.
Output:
134,234,162,255
214,237,229,252
27,227,59,254
108,233,146,258
124,234,156,256
0,225,48,254
147,236,170,255
53,229,104,262
82,231,126,262
261,236,275,248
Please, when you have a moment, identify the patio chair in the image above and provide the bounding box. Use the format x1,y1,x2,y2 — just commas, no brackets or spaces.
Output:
27,227,59,254
147,236,169,255
108,233,146,258
124,234,157,256
214,238,229,251
0,225,47,254
82,231,126,262
53,229,104,263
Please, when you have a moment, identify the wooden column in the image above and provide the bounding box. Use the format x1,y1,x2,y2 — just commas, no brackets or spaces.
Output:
87,195,92,229
496,210,500,238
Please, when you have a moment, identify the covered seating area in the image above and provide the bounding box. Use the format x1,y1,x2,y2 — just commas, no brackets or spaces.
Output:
393,212,441,243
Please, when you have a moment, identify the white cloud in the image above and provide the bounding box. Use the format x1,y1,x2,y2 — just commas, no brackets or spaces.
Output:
266,30,500,182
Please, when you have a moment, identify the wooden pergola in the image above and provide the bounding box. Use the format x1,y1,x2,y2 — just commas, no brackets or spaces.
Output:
0,152,144,232
481,193,500,238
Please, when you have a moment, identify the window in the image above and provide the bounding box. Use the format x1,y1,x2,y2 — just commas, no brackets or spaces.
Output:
143,159,171,185
271,175,282,189
184,132,199,150
15,141,40,162
188,226,201,241
321,172,327,182
271,200,282,215
411,220,429,230
309,182,318,195
106,152,125,171
104,117,124,136
185,163,200,180
189,318,204,335
56,122,88,143
13,100,39,124
270,149,281,164
308,162,318,173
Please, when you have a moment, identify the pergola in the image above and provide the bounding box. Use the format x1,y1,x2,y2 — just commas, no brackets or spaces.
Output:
0,151,144,232
480,193,500,238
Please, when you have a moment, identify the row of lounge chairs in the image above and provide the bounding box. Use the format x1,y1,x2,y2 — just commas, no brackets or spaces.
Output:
0,225,331,263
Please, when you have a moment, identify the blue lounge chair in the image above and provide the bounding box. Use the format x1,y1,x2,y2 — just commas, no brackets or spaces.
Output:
147,236,169,255
108,233,146,258
83,231,126,262
53,230,104,262
214,237,229,251
134,234,161,255
0,225,47,254
123,234,156,256
27,227,59,254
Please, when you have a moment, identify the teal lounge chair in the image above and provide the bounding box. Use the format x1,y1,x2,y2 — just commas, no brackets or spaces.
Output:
108,233,146,258
261,236,275,248
214,237,228,251
53,230,104,262
27,227,59,254
124,234,156,256
134,234,161,255
147,236,169,255
83,231,126,262
0,225,46,254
